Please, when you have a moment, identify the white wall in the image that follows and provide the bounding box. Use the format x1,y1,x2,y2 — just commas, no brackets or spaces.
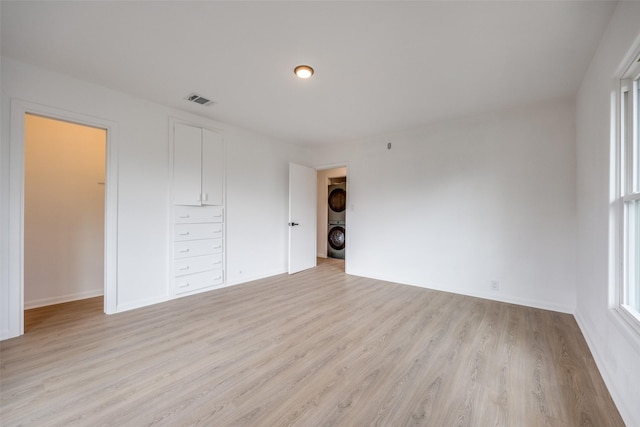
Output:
311,99,577,313
0,57,306,339
24,115,106,308
316,167,347,258
575,2,640,426
225,126,309,284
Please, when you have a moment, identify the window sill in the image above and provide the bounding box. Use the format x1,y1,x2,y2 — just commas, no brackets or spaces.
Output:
609,306,640,354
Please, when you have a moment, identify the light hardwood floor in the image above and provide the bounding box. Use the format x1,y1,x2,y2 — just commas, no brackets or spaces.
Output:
1,258,624,426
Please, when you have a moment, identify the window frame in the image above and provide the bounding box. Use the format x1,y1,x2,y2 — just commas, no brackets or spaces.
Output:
615,54,640,336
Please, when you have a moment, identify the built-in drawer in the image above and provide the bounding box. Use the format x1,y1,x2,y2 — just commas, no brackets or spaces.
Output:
174,270,224,295
174,238,223,259
174,223,223,241
174,206,224,224
174,254,223,277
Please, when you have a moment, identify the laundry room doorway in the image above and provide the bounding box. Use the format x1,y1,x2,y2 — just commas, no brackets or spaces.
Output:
316,167,347,265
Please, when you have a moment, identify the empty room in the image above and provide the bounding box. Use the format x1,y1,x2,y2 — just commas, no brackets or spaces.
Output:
1,1,639,426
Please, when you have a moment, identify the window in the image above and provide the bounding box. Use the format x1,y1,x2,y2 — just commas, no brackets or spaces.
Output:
617,53,640,331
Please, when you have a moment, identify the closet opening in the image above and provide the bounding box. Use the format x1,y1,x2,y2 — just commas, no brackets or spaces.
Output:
23,114,107,331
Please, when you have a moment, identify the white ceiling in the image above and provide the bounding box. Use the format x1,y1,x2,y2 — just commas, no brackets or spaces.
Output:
1,1,617,146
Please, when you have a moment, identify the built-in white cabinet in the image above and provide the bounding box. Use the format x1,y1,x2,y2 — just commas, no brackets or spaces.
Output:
172,206,225,295
171,121,225,297
173,123,224,206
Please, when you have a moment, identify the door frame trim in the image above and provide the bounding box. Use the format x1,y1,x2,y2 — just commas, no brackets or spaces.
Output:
8,99,119,337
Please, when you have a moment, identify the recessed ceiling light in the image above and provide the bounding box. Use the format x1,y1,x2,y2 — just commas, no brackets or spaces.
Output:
294,65,314,79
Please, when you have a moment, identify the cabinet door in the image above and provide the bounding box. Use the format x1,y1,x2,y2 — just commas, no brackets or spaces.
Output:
174,123,203,206
201,129,224,206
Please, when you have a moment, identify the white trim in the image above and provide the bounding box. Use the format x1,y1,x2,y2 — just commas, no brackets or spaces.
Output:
7,99,118,339
622,192,640,202
349,269,575,314
614,32,640,78
315,161,350,172
576,309,638,427
611,41,640,338
618,304,640,337
225,269,288,287
314,161,350,271
8,101,25,338
115,295,169,313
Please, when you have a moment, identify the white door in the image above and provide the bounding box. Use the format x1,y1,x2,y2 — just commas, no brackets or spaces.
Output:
173,123,202,206
289,163,317,274
201,128,224,206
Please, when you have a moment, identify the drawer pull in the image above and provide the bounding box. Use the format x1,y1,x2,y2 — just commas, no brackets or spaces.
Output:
179,215,190,219
213,245,222,250
213,260,222,265
212,276,222,281
213,230,222,234
214,214,222,218
178,282,190,288
179,232,190,236
179,249,190,253
178,266,190,271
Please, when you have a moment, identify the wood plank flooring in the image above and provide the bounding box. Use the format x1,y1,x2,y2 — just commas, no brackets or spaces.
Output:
1,258,624,426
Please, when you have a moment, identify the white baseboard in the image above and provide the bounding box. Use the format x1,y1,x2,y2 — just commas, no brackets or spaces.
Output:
226,269,288,287
347,269,575,314
115,270,288,313
575,309,638,427
116,295,169,313
25,289,104,310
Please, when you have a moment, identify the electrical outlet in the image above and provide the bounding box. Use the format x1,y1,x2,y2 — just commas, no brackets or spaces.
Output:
491,280,500,291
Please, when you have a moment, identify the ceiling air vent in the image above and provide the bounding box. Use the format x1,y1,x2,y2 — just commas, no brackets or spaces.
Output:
185,93,214,106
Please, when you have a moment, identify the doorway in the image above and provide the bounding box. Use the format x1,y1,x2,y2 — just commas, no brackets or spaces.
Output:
23,114,106,321
4,100,117,339
316,167,347,263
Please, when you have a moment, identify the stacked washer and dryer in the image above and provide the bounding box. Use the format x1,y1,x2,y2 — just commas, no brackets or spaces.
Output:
327,180,346,259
